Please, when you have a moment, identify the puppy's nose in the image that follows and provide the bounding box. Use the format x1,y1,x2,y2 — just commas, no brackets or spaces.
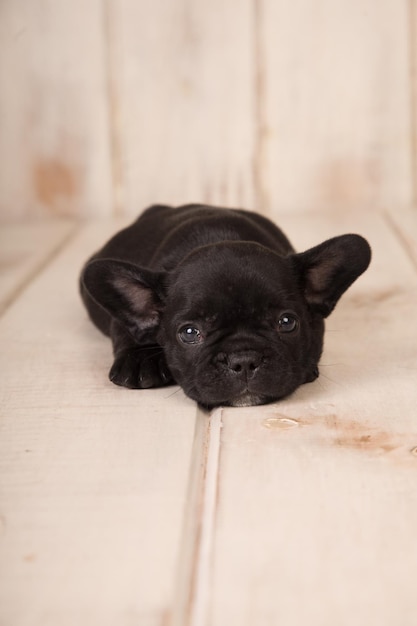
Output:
227,351,262,379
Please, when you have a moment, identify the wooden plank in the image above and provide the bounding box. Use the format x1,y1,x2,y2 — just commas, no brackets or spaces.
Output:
0,219,76,315
107,0,256,212
257,0,412,213
0,1,112,218
202,212,417,625
0,220,200,625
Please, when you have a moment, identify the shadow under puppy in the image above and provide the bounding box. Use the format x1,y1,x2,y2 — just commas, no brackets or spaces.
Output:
80,204,371,408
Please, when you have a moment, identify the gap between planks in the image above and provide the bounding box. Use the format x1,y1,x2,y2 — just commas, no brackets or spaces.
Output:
172,408,223,626
383,208,417,270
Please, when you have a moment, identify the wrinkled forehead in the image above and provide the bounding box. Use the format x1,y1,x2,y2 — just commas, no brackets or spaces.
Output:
166,244,300,318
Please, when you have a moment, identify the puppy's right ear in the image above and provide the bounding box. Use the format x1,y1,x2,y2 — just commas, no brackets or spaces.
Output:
81,259,166,340
293,234,371,317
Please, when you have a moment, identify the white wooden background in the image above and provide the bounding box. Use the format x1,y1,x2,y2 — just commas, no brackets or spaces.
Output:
1,2,417,626
0,0,415,219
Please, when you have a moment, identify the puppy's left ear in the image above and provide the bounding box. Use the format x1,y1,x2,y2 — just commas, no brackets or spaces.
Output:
293,234,371,317
81,258,166,340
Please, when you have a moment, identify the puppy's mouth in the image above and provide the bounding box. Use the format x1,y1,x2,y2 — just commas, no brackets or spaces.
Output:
227,390,271,408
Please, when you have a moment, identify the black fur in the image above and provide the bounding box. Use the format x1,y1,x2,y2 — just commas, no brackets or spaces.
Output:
80,204,371,408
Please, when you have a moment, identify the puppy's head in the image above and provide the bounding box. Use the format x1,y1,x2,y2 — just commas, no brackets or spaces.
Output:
84,235,371,408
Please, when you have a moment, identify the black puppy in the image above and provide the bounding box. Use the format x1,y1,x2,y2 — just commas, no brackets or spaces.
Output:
80,204,371,408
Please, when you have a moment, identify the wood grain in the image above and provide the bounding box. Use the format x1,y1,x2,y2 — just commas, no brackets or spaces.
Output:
204,211,417,625
0,210,416,624
0,1,112,218
0,1,415,216
0,220,199,625
257,0,413,213
103,0,256,212
0,219,76,314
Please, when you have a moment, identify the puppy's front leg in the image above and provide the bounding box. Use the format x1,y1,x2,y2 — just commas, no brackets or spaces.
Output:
109,321,174,389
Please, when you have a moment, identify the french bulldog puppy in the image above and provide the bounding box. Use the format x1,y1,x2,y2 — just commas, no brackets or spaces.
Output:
80,204,371,408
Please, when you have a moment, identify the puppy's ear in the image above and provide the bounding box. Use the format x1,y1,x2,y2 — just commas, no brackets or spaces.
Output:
81,259,166,340
294,234,371,317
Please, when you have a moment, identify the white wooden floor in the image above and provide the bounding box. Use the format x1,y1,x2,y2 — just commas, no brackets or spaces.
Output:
1,208,416,626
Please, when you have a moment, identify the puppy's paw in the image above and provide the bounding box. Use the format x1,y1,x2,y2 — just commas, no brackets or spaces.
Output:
109,346,173,389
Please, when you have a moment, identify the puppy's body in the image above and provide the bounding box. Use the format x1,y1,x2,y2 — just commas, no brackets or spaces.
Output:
81,204,371,408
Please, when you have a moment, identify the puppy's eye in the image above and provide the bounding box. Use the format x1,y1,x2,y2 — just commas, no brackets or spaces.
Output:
278,313,298,333
178,325,203,345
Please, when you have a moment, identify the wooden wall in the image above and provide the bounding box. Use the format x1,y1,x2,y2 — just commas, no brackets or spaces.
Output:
0,0,415,220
